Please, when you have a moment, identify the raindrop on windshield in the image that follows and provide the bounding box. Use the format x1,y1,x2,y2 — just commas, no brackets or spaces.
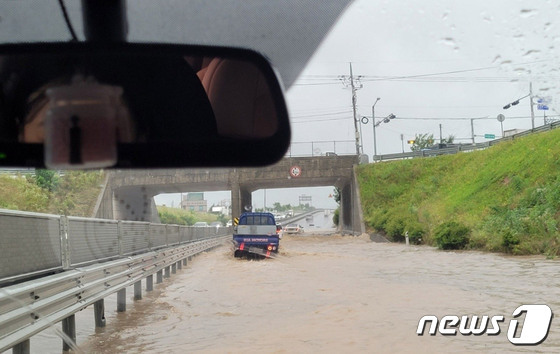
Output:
522,49,541,57
439,37,456,47
520,9,538,18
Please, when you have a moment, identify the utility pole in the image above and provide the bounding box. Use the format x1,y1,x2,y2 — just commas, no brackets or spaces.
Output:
340,63,363,156
439,124,443,144
350,63,360,156
471,119,475,144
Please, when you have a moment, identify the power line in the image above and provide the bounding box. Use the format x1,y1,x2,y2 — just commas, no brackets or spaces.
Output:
290,110,352,119
290,114,560,124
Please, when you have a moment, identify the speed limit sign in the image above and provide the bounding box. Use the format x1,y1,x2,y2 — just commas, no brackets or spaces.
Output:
289,165,302,178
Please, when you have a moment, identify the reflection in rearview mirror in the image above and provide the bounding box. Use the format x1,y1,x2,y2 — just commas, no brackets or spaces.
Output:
187,56,278,139
0,43,290,168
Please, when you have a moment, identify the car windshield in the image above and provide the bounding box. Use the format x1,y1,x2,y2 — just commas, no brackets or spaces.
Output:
1,1,560,353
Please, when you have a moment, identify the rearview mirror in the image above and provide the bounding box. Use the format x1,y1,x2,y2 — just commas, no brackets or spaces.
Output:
0,43,290,168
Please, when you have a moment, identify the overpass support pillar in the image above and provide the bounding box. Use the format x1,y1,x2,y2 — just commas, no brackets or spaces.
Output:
339,183,353,232
231,185,252,218
338,169,365,235
113,187,161,222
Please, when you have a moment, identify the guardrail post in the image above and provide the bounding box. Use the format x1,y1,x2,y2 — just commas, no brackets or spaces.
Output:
12,340,30,354
62,314,76,351
117,220,123,256
156,270,163,283
164,266,171,278
146,275,154,291
60,216,71,269
177,260,182,270
148,223,153,250
134,280,142,300
171,263,177,274
117,289,126,312
94,299,106,327
183,258,187,266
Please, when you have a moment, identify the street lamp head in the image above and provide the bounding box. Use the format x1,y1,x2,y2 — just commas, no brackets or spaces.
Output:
388,113,396,119
376,97,381,102
503,104,511,110
511,100,519,106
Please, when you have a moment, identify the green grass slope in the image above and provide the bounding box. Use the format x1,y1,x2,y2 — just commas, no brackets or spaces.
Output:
357,128,560,256
0,171,105,217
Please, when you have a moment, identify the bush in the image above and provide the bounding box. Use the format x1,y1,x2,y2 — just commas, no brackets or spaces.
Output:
433,221,471,250
366,208,389,230
332,208,339,226
385,217,406,242
502,231,520,252
34,169,60,192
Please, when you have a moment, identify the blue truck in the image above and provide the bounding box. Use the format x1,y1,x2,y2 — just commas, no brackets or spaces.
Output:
233,212,280,258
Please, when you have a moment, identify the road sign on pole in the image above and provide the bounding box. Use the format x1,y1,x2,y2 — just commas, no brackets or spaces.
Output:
484,134,495,139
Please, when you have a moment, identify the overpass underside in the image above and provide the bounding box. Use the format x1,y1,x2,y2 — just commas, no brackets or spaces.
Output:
96,156,365,234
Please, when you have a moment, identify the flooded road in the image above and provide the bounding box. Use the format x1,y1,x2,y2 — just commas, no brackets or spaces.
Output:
24,211,559,353
66,231,560,353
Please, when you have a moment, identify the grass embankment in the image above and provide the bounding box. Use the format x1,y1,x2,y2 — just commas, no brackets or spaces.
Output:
157,205,223,225
358,128,560,256
0,170,105,216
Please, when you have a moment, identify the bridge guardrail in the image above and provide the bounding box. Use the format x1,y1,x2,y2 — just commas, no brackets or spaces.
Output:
374,120,560,162
0,208,231,286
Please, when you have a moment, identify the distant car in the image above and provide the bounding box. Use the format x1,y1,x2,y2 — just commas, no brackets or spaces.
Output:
284,223,303,234
226,220,233,227
193,222,209,227
210,221,223,231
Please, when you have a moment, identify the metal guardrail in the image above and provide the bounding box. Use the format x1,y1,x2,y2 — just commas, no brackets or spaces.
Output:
280,209,323,225
0,236,227,352
0,208,230,352
286,140,356,157
0,168,36,175
374,121,560,162
0,208,230,286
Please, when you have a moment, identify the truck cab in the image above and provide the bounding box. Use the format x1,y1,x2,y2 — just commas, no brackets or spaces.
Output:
233,212,279,258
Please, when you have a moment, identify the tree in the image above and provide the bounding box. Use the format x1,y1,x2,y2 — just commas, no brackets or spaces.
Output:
34,169,59,192
410,133,435,152
444,135,455,144
410,133,455,151
333,187,341,205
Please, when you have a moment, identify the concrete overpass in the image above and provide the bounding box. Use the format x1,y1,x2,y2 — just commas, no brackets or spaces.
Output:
94,155,365,234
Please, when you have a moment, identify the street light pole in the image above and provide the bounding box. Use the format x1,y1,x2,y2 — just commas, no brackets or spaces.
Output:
503,82,535,129
372,97,380,159
529,82,535,130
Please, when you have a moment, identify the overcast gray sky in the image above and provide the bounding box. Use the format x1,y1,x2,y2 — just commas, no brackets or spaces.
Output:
2,0,553,211
160,0,560,210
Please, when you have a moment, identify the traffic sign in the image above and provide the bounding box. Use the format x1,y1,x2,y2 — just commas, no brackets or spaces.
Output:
289,165,302,178
537,104,549,110
484,134,495,139
497,114,505,122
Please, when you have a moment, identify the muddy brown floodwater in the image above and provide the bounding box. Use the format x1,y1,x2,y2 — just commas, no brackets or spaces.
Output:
32,233,560,353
